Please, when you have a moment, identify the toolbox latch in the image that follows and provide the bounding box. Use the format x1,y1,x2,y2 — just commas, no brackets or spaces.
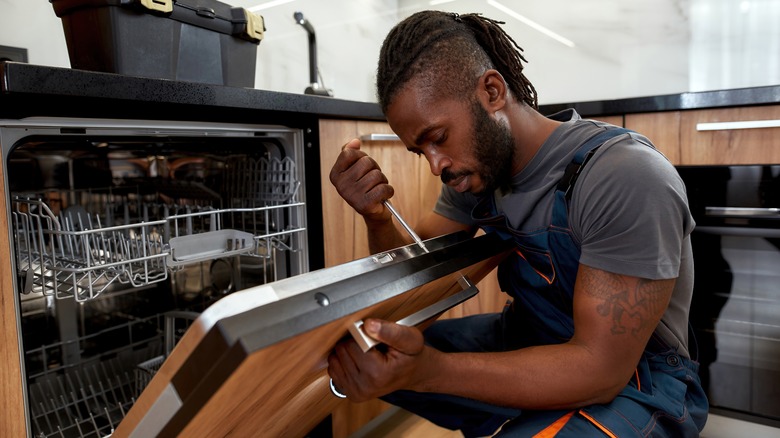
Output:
140,0,173,13
243,9,265,43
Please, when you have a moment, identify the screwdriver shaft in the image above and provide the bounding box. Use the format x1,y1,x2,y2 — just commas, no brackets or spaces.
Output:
384,200,429,253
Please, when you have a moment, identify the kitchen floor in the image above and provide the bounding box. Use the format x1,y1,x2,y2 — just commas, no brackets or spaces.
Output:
352,408,780,437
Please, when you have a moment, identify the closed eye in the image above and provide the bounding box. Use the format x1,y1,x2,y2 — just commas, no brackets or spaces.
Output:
432,133,447,147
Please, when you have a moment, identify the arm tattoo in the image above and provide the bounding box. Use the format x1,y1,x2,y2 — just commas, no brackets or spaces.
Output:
580,267,668,338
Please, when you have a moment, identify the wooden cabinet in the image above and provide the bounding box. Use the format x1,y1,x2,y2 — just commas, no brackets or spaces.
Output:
591,113,683,165
319,119,435,266
625,111,682,164
591,115,624,127
318,118,505,437
624,105,780,165
679,105,780,165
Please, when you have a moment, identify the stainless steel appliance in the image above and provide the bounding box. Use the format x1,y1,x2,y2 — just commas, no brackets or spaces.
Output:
678,164,780,428
1,116,311,437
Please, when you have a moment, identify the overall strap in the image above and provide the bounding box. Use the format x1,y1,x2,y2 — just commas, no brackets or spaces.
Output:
556,127,632,201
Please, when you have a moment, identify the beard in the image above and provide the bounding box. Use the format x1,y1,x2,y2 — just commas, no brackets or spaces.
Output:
441,100,515,195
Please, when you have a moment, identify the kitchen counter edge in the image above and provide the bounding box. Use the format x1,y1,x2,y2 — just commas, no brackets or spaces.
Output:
539,85,780,117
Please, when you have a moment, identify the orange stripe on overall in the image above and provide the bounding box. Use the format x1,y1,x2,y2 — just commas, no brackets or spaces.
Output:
514,248,556,285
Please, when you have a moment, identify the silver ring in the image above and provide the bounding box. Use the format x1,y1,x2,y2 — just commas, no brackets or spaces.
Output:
329,378,347,398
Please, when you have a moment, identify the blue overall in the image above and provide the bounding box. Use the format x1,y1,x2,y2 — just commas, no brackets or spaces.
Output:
382,128,709,437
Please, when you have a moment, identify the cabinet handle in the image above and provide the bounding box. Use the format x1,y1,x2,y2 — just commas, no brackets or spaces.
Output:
705,206,780,217
359,133,400,141
696,119,780,131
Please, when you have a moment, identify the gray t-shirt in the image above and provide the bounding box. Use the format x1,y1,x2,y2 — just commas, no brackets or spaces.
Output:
434,109,695,357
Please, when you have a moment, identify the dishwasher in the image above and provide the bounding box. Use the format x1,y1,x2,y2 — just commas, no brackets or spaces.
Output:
1,116,311,437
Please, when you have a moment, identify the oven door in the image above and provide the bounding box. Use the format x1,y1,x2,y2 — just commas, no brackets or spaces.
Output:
679,165,780,426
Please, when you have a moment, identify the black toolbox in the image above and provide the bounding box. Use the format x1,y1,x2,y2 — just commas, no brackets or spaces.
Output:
50,0,265,87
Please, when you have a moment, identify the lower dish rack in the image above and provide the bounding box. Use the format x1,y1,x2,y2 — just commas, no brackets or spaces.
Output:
26,311,198,438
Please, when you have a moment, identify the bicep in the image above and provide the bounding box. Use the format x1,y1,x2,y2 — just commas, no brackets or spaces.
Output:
571,264,675,389
415,211,475,241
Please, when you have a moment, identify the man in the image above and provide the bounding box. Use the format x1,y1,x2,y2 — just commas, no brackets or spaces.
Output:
327,10,708,437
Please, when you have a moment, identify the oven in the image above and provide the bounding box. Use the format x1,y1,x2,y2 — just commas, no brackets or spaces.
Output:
1,116,315,437
678,164,780,427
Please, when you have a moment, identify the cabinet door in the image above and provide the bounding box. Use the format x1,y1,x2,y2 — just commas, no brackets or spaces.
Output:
319,119,379,266
625,112,682,165
319,119,437,263
679,105,780,165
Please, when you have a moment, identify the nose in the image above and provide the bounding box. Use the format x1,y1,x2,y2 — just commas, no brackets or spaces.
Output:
425,151,451,177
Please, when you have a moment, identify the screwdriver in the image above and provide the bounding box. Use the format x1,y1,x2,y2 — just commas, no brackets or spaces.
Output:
383,200,429,253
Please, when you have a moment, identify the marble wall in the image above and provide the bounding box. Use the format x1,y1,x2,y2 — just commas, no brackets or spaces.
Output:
0,0,778,105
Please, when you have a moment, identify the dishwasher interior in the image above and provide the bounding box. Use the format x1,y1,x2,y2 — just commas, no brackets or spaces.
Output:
2,118,310,437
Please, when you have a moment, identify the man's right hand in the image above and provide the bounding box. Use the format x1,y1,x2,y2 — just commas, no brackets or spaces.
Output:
329,138,394,223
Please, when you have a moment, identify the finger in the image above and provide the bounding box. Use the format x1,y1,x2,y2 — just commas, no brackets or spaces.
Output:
330,147,367,177
341,138,361,151
333,339,364,380
362,319,424,356
327,346,347,378
328,341,361,395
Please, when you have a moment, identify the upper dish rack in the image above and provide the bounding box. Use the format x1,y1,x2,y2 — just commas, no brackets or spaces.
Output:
11,157,305,302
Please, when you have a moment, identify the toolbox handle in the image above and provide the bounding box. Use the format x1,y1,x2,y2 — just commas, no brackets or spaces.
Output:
195,6,216,18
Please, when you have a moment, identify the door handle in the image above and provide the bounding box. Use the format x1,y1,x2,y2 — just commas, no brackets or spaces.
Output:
348,275,477,352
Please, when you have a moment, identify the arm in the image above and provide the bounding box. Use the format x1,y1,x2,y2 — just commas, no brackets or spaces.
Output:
329,138,473,254
328,264,674,409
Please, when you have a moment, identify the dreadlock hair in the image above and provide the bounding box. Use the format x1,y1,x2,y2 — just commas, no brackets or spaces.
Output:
376,10,538,114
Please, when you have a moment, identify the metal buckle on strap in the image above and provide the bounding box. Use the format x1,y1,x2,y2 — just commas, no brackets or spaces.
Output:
559,146,602,200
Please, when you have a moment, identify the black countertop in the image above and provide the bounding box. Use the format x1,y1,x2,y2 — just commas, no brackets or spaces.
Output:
2,62,779,123
539,85,780,116
0,62,385,126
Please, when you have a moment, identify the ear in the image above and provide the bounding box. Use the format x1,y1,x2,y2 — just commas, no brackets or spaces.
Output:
477,69,508,112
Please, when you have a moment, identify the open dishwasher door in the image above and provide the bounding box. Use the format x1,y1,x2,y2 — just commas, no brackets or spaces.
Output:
115,231,513,438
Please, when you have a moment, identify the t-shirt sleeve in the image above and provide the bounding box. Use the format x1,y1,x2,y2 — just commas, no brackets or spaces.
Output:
570,133,695,280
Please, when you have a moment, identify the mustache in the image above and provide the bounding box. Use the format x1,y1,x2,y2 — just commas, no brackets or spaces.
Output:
441,169,470,185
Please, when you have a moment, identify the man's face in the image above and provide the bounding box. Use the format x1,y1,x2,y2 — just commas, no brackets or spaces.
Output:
386,84,516,195
459,100,515,194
